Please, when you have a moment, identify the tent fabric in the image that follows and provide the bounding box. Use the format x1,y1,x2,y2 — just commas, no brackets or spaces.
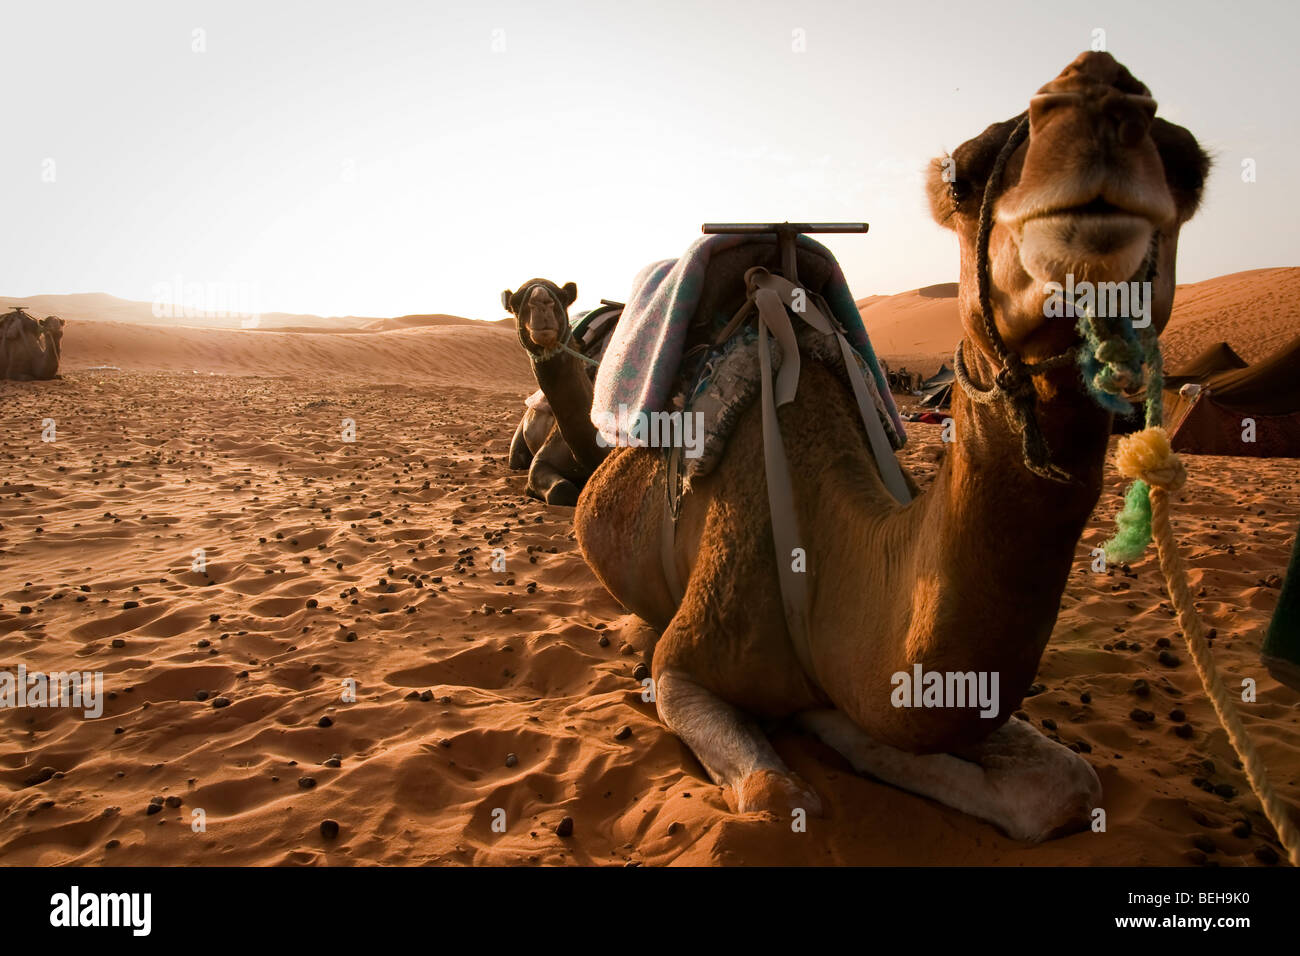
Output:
1164,335,1300,457
1182,336,1300,416
917,362,953,409
1164,341,1248,390
919,363,953,390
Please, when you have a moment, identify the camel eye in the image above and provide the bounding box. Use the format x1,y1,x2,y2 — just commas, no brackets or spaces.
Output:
949,179,972,204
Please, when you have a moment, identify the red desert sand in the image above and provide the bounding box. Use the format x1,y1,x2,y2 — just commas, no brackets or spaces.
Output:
0,270,1297,866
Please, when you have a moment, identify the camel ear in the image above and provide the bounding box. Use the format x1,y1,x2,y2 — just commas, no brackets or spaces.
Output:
927,114,1025,229
560,282,577,306
501,289,515,314
1150,117,1211,223
925,155,961,229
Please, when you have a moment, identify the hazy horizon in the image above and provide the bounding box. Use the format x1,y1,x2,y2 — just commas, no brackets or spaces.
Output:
4,0,1298,321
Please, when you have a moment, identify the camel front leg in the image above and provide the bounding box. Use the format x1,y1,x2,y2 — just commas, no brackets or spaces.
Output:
799,709,1100,842
527,431,582,506
657,668,823,817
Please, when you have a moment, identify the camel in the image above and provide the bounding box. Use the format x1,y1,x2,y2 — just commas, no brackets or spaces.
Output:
2,309,64,381
573,51,1209,841
502,280,609,505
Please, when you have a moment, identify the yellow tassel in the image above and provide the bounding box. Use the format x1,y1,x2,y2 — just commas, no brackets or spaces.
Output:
1113,426,1186,491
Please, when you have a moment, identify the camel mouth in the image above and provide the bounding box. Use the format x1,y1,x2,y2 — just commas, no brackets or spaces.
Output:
1014,200,1155,285
1009,186,1172,229
530,328,560,350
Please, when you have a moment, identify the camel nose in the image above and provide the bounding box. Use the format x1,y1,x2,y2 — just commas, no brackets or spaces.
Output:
1028,86,1157,148
529,316,559,347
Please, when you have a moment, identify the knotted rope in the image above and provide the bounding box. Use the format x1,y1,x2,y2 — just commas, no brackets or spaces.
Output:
1111,426,1300,866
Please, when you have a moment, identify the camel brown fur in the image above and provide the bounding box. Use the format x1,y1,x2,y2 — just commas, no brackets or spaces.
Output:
2,310,64,381
503,280,608,505
573,52,1209,841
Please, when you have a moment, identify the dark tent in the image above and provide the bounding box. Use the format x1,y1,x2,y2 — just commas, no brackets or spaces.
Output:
918,363,953,409
1165,336,1300,457
1164,341,1248,390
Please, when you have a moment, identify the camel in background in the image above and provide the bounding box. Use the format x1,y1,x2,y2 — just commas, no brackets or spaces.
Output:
1,309,65,380
502,280,609,505
573,52,1209,840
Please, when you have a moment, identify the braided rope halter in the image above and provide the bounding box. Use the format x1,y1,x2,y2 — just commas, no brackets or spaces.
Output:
951,113,1159,485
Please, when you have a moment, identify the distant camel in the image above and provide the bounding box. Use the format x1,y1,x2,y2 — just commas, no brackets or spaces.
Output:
502,279,610,505
1,309,64,380
574,52,1209,840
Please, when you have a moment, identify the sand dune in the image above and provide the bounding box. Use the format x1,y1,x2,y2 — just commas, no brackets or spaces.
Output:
58,321,531,388
2,292,490,333
859,267,1300,377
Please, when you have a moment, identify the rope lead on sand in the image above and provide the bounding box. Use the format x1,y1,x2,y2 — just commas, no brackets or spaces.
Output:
1112,425,1300,866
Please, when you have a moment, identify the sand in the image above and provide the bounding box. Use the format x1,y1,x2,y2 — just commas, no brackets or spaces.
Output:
860,268,1300,379
1,286,1297,867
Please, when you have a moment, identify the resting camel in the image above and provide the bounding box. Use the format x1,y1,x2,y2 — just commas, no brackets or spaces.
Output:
502,280,609,505
1,309,64,380
574,51,1209,841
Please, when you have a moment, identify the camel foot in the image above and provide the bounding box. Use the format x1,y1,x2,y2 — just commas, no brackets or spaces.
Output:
544,479,580,507
737,769,823,817
654,667,817,818
800,709,1100,843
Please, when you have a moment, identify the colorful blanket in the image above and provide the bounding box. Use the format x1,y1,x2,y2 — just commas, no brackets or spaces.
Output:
592,232,906,448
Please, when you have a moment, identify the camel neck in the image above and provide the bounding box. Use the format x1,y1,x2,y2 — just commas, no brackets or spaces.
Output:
813,339,1111,751
531,351,606,471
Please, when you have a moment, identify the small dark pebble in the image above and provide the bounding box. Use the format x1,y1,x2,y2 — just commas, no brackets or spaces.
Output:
23,767,57,788
320,819,340,839
555,816,574,837
299,776,317,789
212,697,231,709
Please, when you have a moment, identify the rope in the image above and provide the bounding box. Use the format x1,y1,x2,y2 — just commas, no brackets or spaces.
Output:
964,113,1085,486
957,103,1296,865
1114,427,1300,866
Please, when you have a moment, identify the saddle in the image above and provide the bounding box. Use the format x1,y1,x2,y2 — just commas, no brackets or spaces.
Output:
593,230,910,665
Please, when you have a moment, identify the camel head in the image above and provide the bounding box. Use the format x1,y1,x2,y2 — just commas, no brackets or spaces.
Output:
927,51,1209,365
501,279,577,355
40,316,66,349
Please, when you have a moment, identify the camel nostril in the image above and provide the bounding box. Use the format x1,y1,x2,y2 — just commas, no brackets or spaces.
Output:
1118,117,1147,148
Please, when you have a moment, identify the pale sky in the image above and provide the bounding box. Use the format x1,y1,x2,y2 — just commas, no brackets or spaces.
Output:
2,0,1296,320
